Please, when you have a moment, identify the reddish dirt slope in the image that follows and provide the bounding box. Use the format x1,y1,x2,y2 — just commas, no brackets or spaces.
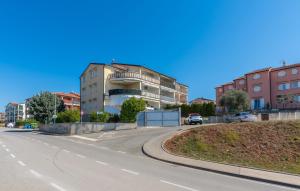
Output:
165,121,300,175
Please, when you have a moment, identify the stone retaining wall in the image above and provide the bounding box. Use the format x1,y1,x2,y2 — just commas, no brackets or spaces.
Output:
39,122,137,135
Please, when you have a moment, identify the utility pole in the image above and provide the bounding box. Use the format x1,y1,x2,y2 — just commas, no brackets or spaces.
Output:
54,94,57,125
13,106,15,124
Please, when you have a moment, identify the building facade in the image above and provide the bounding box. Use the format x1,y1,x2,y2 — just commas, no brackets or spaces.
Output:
189,97,215,105
80,63,188,116
5,103,26,123
54,92,80,110
216,63,300,111
0,112,5,122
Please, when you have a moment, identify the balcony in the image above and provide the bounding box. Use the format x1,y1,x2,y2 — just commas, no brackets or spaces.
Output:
142,91,160,99
160,81,175,89
109,72,159,84
161,95,175,103
108,89,142,96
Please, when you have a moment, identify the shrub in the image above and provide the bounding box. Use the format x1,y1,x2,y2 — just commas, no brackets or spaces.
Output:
90,111,110,122
16,119,39,128
120,97,146,122
108,114,120,123
16,120,26,127
56,110,80,123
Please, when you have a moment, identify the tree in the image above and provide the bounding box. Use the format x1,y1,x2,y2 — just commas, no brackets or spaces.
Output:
56,110,80,123
28,91,65,123
120,97,146,122
219,90,249,113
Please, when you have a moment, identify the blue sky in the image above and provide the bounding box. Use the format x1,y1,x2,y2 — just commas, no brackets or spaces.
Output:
1,0,300,111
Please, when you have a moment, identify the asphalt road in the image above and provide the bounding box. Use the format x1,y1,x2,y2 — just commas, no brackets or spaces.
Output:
0,127,298,191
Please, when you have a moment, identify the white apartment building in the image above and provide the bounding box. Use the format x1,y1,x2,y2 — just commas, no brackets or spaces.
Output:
5,103,26,123
80,63,188,117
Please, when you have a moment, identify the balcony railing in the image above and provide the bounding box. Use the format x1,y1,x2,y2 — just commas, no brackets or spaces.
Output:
142,91,160,99
161,95,175,102
109,72,160,84
108,89,142,96
160,81,175,89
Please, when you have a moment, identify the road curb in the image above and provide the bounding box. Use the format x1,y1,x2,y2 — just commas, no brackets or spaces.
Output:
142,128,300,188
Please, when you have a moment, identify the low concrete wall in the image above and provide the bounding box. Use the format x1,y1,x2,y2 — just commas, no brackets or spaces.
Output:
39,122,137,135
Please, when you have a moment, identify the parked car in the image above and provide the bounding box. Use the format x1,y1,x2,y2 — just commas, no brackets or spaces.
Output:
6,122,15,128
184,113,203,125
225,112,257,122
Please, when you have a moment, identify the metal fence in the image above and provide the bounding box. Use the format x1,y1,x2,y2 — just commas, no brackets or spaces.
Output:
137,109,181,127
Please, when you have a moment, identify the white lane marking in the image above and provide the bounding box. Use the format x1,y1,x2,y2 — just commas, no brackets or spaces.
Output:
18,161,26,166
5,148,10,152
75,154,86,159
160,180,199,191
10,154,16,158
121,169,139,175
117,151,126,154
96,160,108,166
2,144,6,147
29,169,42,178
87,143,94,146
44,143,49,146
71,135,97,142
63,149,70,153
50,182,67,191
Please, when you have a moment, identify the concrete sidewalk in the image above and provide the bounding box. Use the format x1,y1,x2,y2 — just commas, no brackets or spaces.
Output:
142,129,300,188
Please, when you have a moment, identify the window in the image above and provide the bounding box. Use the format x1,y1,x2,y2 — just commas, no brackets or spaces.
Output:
218,88,222,93
239,80,245,85
293,95,300,102
290,81,300,89
251,98,264,109
292,68,298,75
253,85,261,92
253,73,261,80
81,76,86,83
89,69,97,79
278,83,290,90
228,85,234,90
277,71,286,77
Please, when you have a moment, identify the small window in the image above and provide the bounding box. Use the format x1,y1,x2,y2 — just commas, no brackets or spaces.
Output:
292,68,298,75
253,73,261,80
293,95,300,102
277,71,286,77
239,80,245,85
253,85,261,92
290,81,299,89
81,76,86,83
278,83,290,90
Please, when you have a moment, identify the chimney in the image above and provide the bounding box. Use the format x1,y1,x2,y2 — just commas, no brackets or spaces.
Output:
282,60,287,66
